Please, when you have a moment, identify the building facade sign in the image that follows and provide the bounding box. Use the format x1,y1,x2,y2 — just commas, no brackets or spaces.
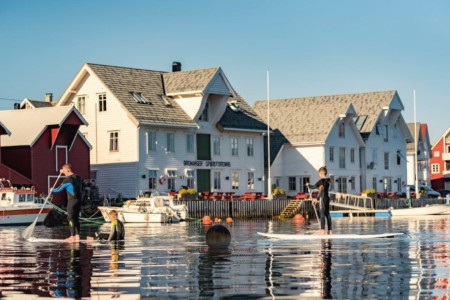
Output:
184,160,231,167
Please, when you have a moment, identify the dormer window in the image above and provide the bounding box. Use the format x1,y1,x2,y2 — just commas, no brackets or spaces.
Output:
199,102,209,122
130,92,151,104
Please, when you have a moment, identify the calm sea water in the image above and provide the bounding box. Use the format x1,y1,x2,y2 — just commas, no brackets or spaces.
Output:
1,216,450,299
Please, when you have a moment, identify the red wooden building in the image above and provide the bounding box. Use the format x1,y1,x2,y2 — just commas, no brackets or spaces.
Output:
430,125,450,191
0,106,91,204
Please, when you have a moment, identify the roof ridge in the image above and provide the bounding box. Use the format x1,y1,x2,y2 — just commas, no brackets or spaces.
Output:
86,62,166,73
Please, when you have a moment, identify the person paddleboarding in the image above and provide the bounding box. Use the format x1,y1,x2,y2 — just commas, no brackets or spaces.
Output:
50,164,84,242
306,166,332,235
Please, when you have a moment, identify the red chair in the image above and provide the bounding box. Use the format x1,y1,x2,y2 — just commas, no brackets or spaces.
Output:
209,192,223,201
295,192,308,200
201,192,210,200
255,192,263,200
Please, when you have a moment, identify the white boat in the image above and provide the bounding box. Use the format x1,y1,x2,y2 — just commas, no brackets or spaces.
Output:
0,180,53,225
97,191,188,223
389,204,450,216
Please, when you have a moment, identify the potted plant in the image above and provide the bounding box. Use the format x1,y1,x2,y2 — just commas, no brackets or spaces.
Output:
362,189,377,199
178,188,198,201
273,188,287,200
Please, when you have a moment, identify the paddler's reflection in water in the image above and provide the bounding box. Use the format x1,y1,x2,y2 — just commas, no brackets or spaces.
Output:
320,240,333,299
108,241,125,294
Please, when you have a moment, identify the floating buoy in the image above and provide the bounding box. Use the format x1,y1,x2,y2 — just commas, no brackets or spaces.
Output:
202,215,212,225
206,225,231,248
225,217,233,223
214,217,222,223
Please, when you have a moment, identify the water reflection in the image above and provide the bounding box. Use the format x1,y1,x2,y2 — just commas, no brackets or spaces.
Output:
1,217,450,298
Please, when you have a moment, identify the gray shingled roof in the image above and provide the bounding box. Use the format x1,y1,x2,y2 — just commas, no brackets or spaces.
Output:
87,63,196,127
162,68,219,95
28,100,54,108
253,98,354,144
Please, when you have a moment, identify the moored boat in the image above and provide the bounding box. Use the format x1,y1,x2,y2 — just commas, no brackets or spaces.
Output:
0,180,53,225
98,191,188,223
389,204,450,216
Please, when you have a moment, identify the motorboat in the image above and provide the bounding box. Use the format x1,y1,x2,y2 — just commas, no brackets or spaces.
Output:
0,180,52,225
97,191,188,223
389,204,450,216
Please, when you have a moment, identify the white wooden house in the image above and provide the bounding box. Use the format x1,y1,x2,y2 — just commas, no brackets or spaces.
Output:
56,63,267,197
406,123,431,186
253,91,412,195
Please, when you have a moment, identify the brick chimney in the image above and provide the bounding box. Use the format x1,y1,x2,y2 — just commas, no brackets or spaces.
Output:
45,93,53,103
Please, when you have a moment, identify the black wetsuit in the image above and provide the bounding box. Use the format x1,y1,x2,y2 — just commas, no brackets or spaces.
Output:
108,219,125,241
53,174,83,236
311,178,332,231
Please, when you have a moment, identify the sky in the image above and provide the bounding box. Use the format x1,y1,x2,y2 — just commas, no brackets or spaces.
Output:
0,0,449,143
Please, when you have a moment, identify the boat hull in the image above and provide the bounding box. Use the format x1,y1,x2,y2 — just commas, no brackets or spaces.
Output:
98,206,180,223
389,204,450,216
0,207,52,225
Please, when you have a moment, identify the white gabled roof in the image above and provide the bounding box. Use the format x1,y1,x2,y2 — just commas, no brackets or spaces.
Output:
0,106,87,147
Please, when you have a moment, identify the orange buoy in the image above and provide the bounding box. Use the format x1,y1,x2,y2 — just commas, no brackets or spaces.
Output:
225,217,233,223
202,215,212,225
214,217,221,223
294,214,304,222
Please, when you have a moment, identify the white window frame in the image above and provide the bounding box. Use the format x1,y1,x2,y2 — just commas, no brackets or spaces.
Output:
372,177,377,190
384,152,390,170
166,132,175,153
166,169,177,191
431,164,440,174
213,171,221,190
231,137,239,156
186,134,195,153
231,171,240,190
199,102,209,122
246,138,254,157
55,145,68,172
185,169,195,188
148,169,159,190
109,131,119,152
339,147,346,169
247,171,255,190
76,95,86,114
98,93,107,112
350,148,355,164
147,131,157,153
329,146,334,162
213,136,221,156
288,176,296,191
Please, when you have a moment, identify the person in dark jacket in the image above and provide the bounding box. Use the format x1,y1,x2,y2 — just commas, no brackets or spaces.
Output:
51,164,83,242
306,166,332,235
107,210,125,241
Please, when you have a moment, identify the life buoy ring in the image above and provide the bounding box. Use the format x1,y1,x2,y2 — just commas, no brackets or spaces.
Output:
159,175,167,185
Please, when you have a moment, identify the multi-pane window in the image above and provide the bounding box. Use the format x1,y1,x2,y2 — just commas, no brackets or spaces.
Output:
397,177,402,192
350,148,355,163
351,176,356,190
372,177,377,190
147,131,157,152
383,125,389,142
338,177,347,193
288,177,296,191
166,133,175,153
186,170,195,188
109,131,119,152
231,171,239,190
213,136,221,155
231,137,239,156
213,171,221,190
199,102,209,121
186,134,194,153
98,94,107,112
247,172,255,190
300,176,310,193
167,170,177,191
339,147,346,169
76,96,86,114
384,152,390,170
397,150,401,165
148,170,158,190
338,122,345,138
385,178,392,192
246,138,254,157
432,164,440,174
329,147,335,162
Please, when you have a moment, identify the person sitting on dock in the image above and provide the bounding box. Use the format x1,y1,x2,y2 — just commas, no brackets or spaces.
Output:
107,210,125,242
306,166,332,235
50,164,83,242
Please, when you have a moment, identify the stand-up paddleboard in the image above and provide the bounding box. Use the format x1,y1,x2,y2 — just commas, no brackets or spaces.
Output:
257,232,403,240
27,237,100,244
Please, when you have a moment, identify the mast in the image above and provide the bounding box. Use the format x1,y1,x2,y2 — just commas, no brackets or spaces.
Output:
267,70,272,200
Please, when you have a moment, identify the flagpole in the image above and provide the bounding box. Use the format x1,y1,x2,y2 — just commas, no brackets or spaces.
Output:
267,70,272,200
413,89,419,199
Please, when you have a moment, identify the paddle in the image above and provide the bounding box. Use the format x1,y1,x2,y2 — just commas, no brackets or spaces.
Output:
21,173,62,240
308,186,320,223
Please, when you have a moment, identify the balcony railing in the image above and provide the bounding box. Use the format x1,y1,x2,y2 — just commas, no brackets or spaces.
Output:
442,152,450,161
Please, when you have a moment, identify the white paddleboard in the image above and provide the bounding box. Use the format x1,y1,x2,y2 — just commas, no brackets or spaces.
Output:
257,232,403,240
27,237,97,244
